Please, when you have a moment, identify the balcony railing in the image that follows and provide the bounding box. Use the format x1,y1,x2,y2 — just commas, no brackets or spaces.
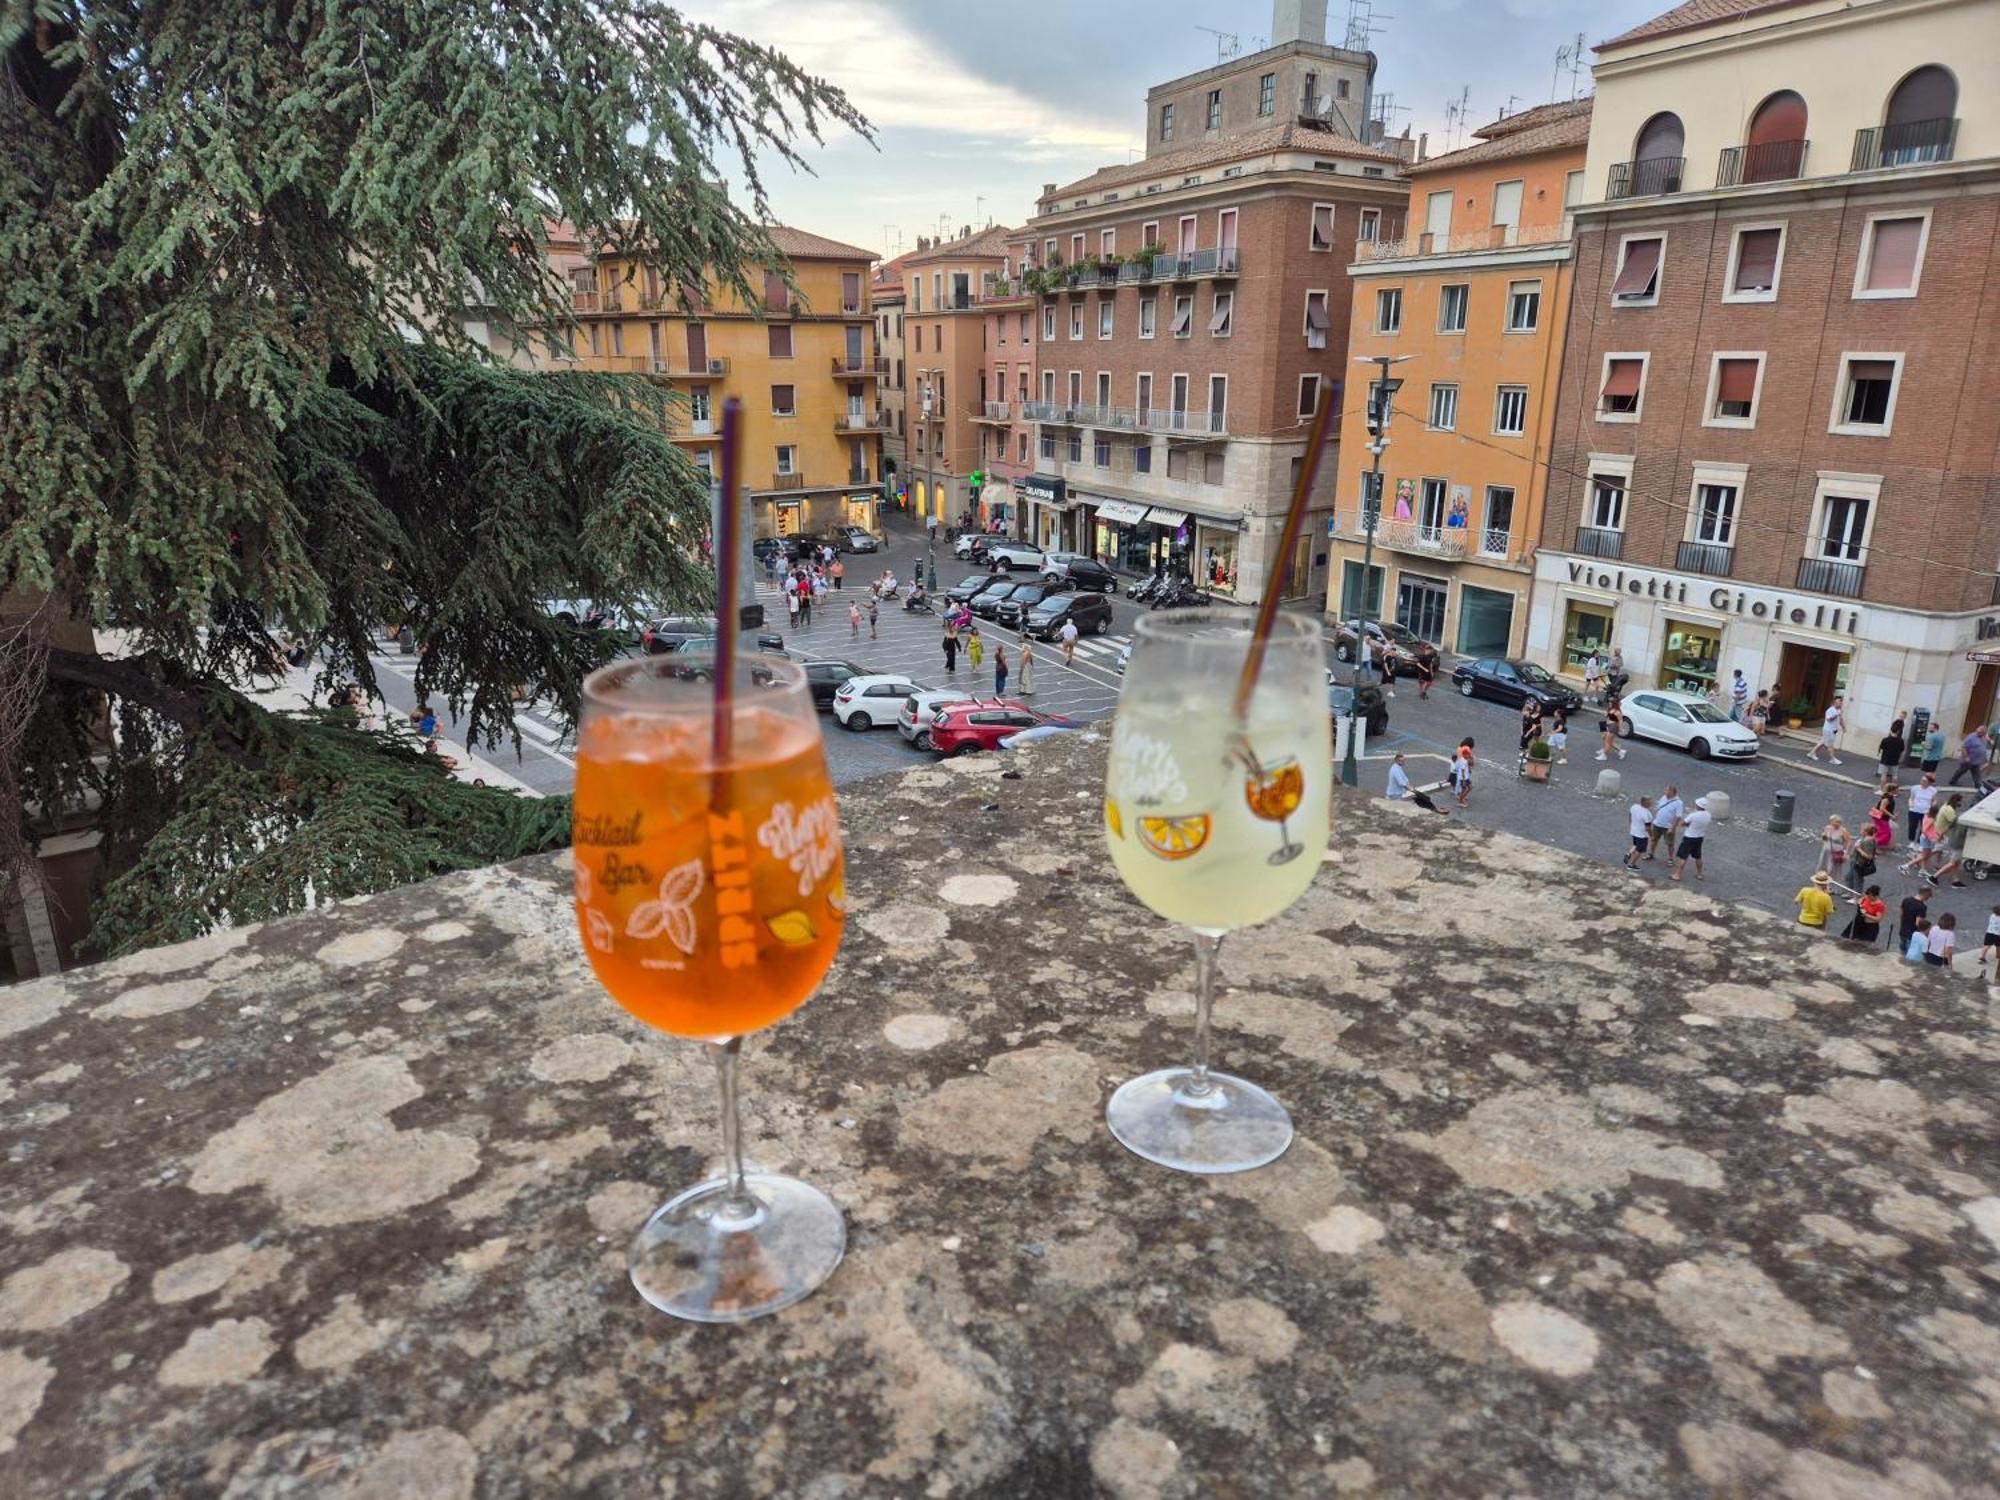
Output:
835,411,890,432
1139,407,1227,437
653,355,729,377
1717,138,1808,187
846,467,874,486
1479,528,1511,558
1575,526,1624,559
1358,222,1567,261
1023,399,1067,422
1797,556,1866,598
1148,247,1242,281
1606,155,1684,199
571,290,601,312
830,355,884,377
975,401,1012,422
769,471,811,492
1676,540,1734,577
1852,118,1958,171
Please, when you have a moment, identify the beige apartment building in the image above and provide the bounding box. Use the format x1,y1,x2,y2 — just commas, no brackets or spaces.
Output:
1533,0,2000,742
901,225,1012,526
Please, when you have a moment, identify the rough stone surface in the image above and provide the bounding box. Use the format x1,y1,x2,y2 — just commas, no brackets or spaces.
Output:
2,735,1998,1497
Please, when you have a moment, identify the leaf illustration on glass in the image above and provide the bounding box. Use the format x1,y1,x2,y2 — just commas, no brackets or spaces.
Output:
585,908,615,953
766,909,817,946
625,859,704,954
573,858,593,903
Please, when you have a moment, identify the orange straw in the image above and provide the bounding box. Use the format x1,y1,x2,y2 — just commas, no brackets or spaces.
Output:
711,397,743,767
1232,384,1336,720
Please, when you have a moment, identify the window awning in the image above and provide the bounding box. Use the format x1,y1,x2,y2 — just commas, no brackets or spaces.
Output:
1311,205,1334,250
1716,359,1758,404
1849,358,1895,383
1611,239,1661,297
1093,499,1151,525
1602,359,1643,398
1864,217,1922,291
1208,303,1231,334
1734,228,1780,290
1306,299,1330,330
1144,507,1190,528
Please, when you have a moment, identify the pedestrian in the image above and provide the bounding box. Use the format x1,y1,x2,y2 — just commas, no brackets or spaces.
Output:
1747,690,1770,737
1416,642,1438,700
1981,904,2000,974
1518,698,1544,758
1448,740,1480,812
797,581,812,629
411,701,440,738
1844,884,1886,945
1671,796,1712,881
848,600,862,639
867,593,879,640
1598,696,1627,761
1018,638,1036,695
1949,724,1988,787
1649,784,1683,860
1387,752,1450,816
1850,833,1879,888
1925,911,1958,968
832,557,845,590
1607,649,1627,698
993,643,1009,697
1908,773,1937,845
1920,721,1945,774
1583,649,1603,703
1729,669,1749,722
1807,695,1845,764
1923,792,1971,888
1060,617,1080,665
1866,798,1894,855
1817,813,1852,878
1624,794,1654,873
1795,870,1835,932
786,588,800,629
966,626,984,671
1876,715,1906,784
942,624,959,674
765,549,780,586
1548,706,1569,766
1897,887,1930,952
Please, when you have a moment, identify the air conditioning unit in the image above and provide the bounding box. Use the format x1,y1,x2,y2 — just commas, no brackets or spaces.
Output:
707,359,726,375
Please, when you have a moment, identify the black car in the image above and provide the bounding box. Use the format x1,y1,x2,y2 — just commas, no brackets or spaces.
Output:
641,615,718,654
1024,590,1114,640
993,578,1074,630
753,537,800,567
945,573,998,606
960,575,1022,614
1450,657,1582,711
1058,557,1117,593
799,659,874,709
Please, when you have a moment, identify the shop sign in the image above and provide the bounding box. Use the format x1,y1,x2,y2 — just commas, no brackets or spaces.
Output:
1564,561,1862,636
1018,474,1065,505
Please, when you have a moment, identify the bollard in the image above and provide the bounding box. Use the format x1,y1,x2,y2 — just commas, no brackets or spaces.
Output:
1705,791,1732,823
1595,768,1622,798
1769,789,1794,836
397,624,416,656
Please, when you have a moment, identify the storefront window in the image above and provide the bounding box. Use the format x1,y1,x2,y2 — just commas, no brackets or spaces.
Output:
1561,600,1612,674
1660,618,1722,696
1456,584,1514,657
1197,525,1237,592
773,503,801,537
1339,561,1385,620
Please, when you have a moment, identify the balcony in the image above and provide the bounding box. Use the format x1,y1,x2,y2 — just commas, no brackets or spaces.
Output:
1606,156,1684,199
846,467,875,487
768,471,812,492
653,355,729,378
830,355,884,379
1148,247,1242,281
1139,407,1227,438
1676,541,1734,577
1358,222,1566,262
835,410,891,433
1852,118,1958,171
1575,526,1624,560
972,401,1012,424
1359,515,1469,559
1479,529,1512,559
1716,139,1808,187
1797,556,1866,599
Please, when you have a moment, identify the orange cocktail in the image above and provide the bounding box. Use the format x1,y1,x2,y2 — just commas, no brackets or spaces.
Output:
573,706,843,1039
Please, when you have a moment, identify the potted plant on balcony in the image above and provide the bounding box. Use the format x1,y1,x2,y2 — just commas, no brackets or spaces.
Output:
1522,739,1553,782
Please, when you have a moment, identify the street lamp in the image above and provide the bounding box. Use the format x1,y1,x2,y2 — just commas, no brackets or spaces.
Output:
1341,353,1411,789
918,365,944,591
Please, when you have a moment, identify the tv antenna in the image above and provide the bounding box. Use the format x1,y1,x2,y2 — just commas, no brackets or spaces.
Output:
1442,85,1472,151
1195,26,1240,62
1371,90,1410,140
1343,0,1392,50
1500,93,1521,119
1552,31,1587,102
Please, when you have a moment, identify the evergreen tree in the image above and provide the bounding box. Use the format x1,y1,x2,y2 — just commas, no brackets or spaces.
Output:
1,2,867,956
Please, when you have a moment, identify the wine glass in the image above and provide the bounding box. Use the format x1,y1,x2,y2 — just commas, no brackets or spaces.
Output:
1103,610,1330,1173
571,653,846,1321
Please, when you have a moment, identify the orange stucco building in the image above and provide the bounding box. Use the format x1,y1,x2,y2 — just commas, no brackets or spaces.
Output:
1325,100,1589,657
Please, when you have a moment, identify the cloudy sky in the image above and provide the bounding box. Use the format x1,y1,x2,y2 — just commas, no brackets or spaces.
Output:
677,0,1667,255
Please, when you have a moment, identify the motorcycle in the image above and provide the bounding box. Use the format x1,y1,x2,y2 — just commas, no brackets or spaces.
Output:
1128,568,1167,602
1150,578,1208,611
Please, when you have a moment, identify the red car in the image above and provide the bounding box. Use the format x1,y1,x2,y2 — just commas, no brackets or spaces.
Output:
927,698,1080,757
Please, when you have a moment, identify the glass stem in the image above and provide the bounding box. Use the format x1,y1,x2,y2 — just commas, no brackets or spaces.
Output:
710,1037,757,1219
1188,931,1225,1093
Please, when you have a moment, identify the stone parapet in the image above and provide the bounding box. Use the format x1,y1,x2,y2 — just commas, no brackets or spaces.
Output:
2,735,1997,1497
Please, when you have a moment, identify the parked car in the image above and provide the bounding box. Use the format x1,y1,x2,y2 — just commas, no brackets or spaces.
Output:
928,698,1080,757
640,615,719,654
667,635,790,681
992,578,1075,629
1332,618,1423,675
1038,551,1091,576
1049,556,1117,592
1024,590,1114,639
984,540,1046,572
951,574,1019,611
971,579,1034,620
1621,689,1761,760
953,533,992,561
801,658,875,710
1450,657,1582,712
899,688,978,750
945,573,997,606
832,674,925,730
753,537,801,567
831,525,881,553
1328,678,1390,738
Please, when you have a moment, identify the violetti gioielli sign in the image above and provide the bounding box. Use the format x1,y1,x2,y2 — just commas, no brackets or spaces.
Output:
1565,560,1863,636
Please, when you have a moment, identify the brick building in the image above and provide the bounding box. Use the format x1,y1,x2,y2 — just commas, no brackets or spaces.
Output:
970,275,1039,536
1531,0,2000,740
1016,5,1407,602
900,225,1013,528
1327,99,1590,657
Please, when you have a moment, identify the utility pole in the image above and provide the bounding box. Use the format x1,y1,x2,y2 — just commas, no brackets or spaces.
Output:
920,369,940,591
1342,352,1408,788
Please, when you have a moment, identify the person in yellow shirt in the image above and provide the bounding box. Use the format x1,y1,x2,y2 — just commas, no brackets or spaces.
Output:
1795,870,1836,931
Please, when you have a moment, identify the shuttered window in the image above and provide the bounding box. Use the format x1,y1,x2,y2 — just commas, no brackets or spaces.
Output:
1731,229,1782,295
1861,217,1924,293
1311,204,1335,251
1600,358,1644,414
1611,238,1662,301
1714,358,1759,418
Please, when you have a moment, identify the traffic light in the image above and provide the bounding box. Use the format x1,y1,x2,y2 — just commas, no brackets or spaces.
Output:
1364,379,1403,436
968,469,985,497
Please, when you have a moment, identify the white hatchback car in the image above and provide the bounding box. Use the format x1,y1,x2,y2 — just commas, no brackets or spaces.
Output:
832,675,925,731
1620,689,1761,760
897,688,977,749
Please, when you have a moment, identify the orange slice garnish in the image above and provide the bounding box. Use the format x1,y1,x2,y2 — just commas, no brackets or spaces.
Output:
1139,813,1211,860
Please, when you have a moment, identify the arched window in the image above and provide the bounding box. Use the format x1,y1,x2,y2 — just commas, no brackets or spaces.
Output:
1880,66,1958,165
1743,90,1808,181
1629,113,1685,196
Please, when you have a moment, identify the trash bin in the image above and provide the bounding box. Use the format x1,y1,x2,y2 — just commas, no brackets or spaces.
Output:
397,625,416,656
1769,789,1795,836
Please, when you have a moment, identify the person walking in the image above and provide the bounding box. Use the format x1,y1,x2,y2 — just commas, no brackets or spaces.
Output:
1451,739,1476,810
1817,813,1853,879
1059,617,1080,665
1866,798,1895,856
1517,699,1543,770
1949,724,1988,787
1387,752,1451,816
1415,641,1438,701
797,577,813,629
847,600,862,639
993,643,1009,697
1598,696,1627,761
1980,905,2000,975
1548,706,1570,766
1623,795,1654,874
831,556,845,590
1923,792,1971,888
866,592,879,640
966,626,984,673
1795,870,1836,932
1876,715,1906,785
1018,639,1036,695
1807,695,1845,764
1908,773,1938,845
1747,690,1770,737
786,586,800,630
1925,911,1958,968
1844,885,1886,945
1649,785,1684,861
1729,669,1749,723
1671,797,1712,881
1920,721,1946,775
942,623,960,674
1850,832,1879,889
1583,650,1603,704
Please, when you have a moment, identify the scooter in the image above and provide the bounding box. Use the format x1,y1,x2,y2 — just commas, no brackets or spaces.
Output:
1126,567,1164,601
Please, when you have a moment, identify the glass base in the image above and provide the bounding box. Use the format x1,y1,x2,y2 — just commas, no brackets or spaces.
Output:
1106,1067,1294,1175
628,1172,845,1323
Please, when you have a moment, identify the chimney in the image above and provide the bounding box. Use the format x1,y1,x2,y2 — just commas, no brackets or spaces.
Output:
1416,131,1428,162
1042,182,1056,196
1271,0,1328,46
